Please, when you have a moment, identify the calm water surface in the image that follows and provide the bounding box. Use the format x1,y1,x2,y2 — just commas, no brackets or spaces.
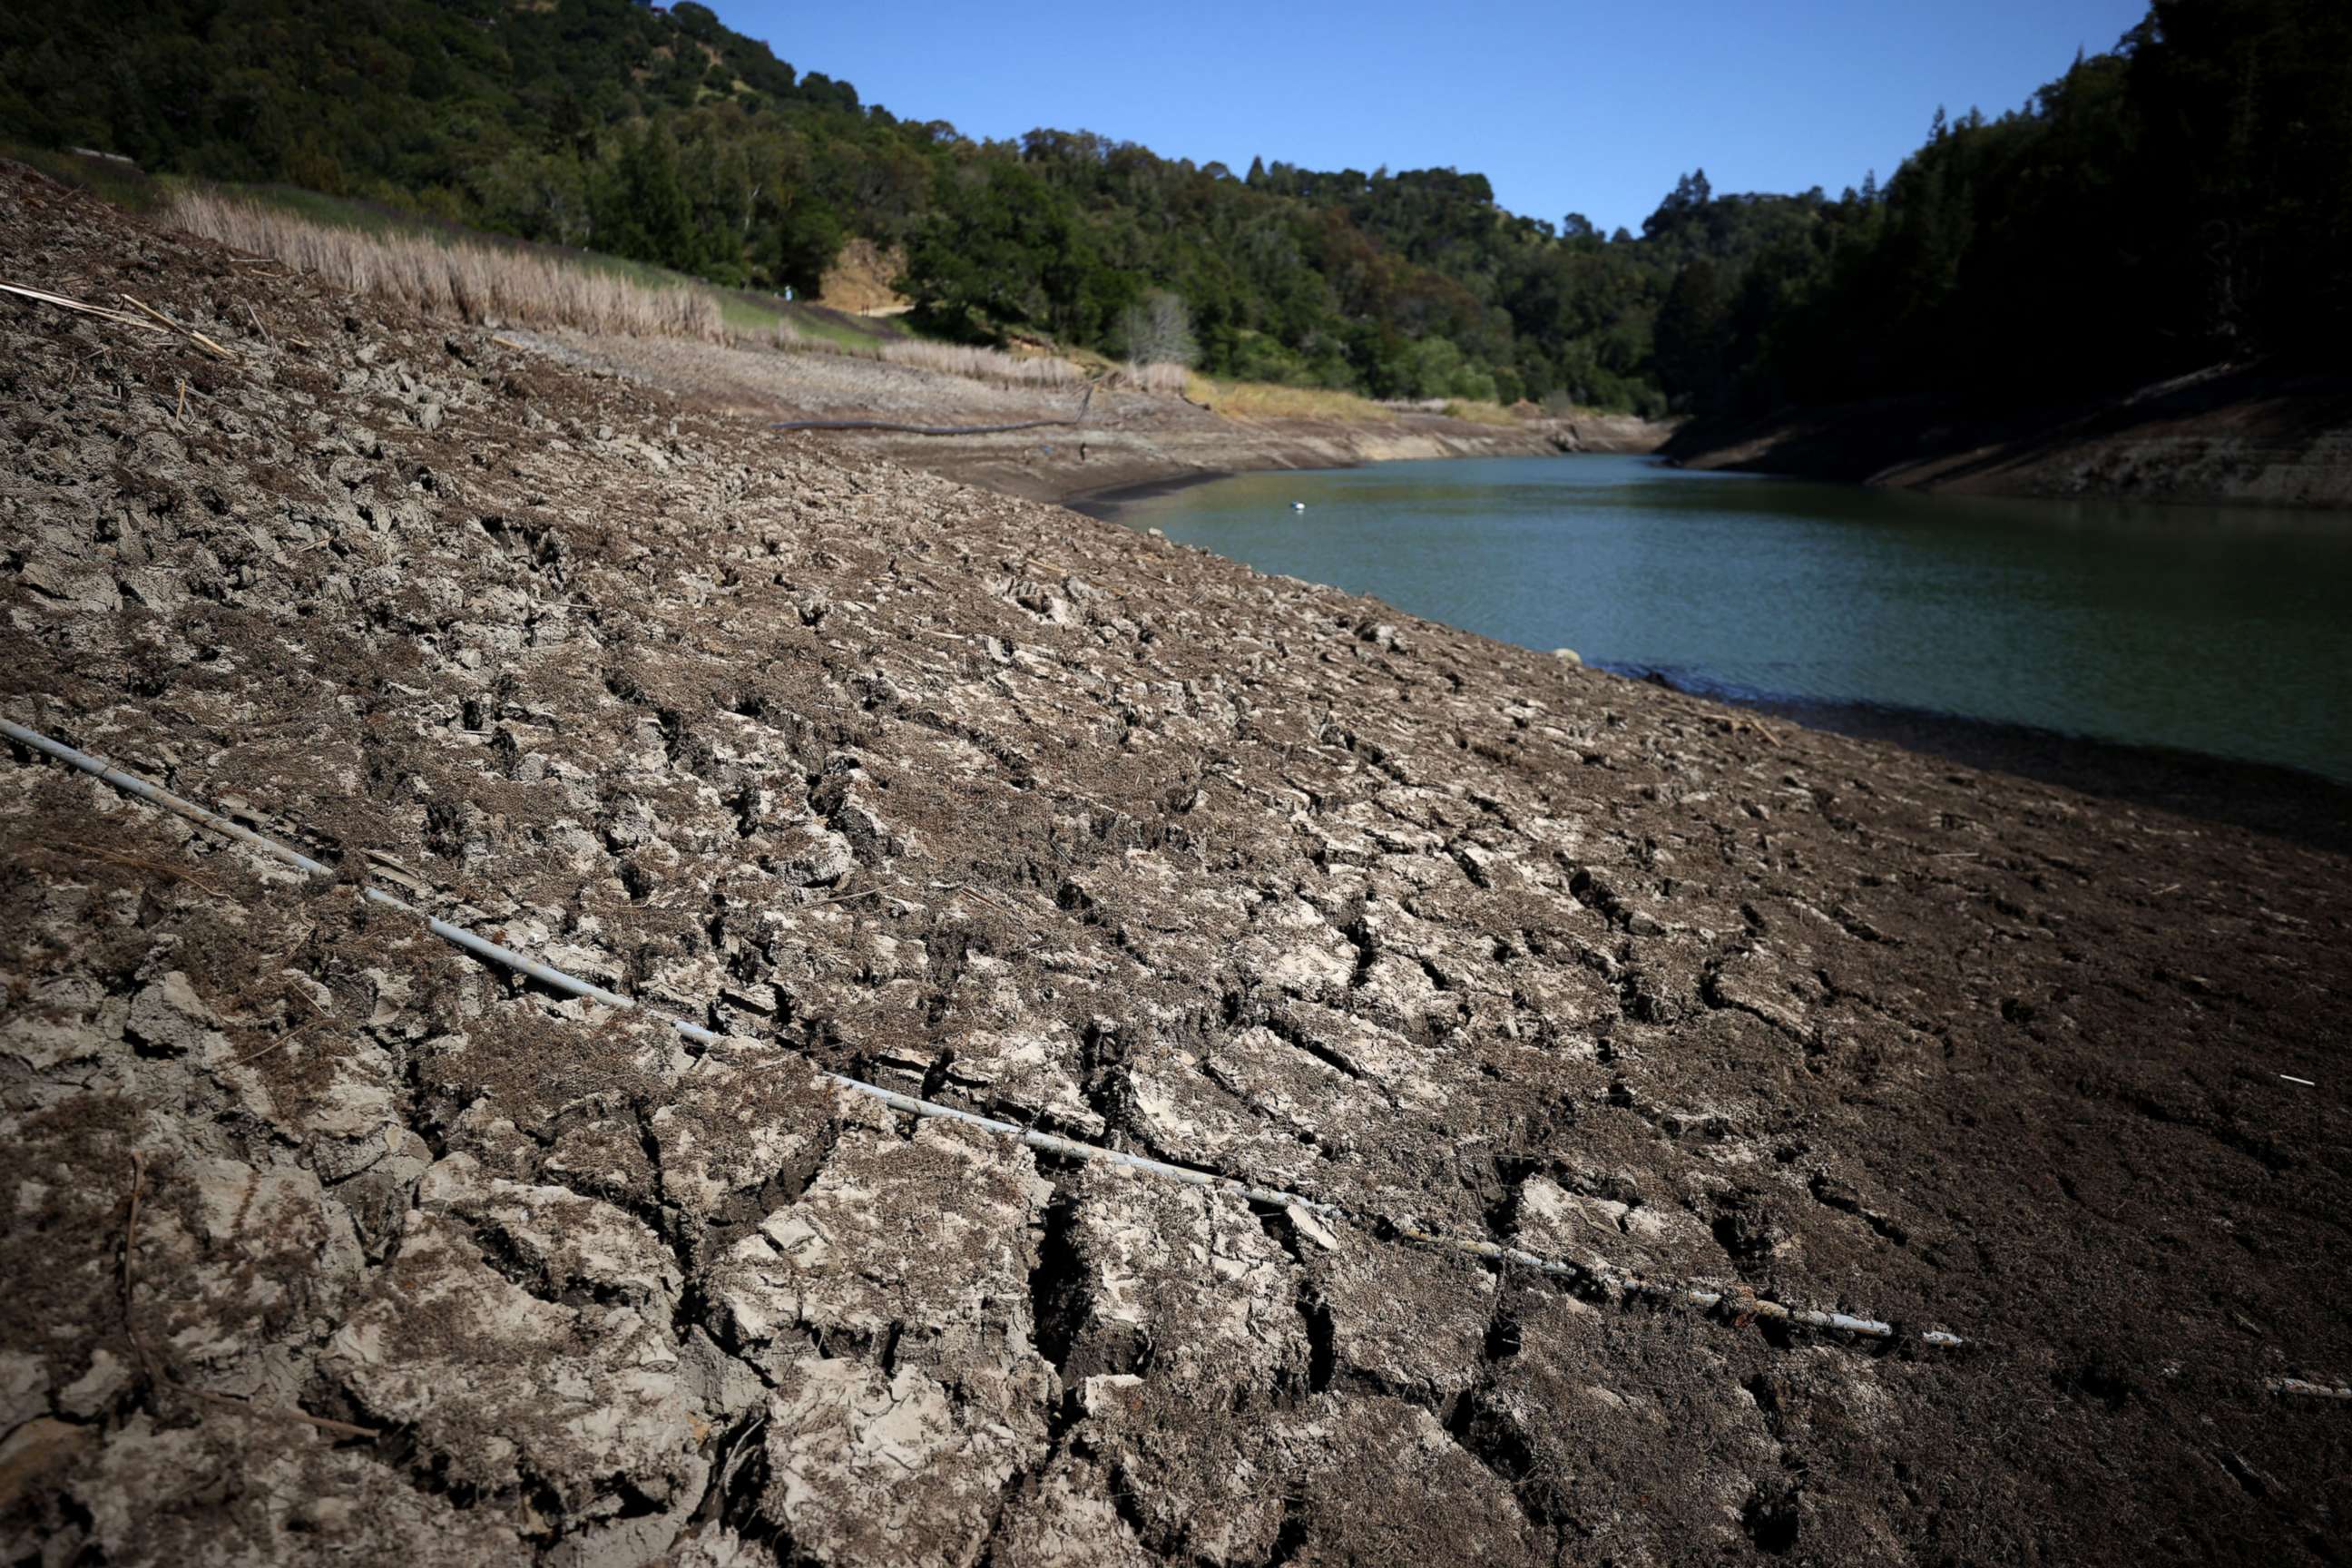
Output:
1101,455,2352,782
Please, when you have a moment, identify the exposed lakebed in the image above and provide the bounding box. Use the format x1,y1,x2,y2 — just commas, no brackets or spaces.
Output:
1088,454,2352,785
8,163,2352,1566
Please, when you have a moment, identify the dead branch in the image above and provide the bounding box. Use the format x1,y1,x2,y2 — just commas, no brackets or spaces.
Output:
116,293,238,361
1,280,167,331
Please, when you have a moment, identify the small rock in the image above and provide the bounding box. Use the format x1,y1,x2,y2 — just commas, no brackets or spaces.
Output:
57,1348,130,1418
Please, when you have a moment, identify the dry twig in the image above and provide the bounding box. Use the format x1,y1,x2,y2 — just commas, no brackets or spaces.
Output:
188,1389,380,1441
117,293,237,361
797,887,885,910
224,991,333,1069
926,879,1028,922
1,280,166,330
34,838,228,895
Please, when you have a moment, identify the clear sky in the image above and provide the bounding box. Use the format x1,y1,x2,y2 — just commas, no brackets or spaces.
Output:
710,0,2151,234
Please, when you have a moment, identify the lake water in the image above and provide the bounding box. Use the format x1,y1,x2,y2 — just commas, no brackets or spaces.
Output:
1093,455,2352,784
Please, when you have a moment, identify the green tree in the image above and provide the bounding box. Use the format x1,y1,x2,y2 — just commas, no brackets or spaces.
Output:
600,122,697,270
1652,260,1727,409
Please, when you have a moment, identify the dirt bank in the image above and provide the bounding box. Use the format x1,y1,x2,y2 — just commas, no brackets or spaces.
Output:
506,322,1667,506
1664,365,2352,509
4,162,2350,1566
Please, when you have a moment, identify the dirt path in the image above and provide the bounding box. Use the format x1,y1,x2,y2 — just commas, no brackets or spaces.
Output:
3,162,2349,1566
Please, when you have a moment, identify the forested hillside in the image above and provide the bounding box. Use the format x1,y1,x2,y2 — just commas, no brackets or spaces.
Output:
1652,0,2352,416
5,0,2345,416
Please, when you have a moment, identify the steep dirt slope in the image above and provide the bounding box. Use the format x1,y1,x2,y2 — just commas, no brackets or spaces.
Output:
3,163,2349,1566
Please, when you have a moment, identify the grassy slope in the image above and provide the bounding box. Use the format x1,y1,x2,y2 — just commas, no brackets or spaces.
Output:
225,183,896,345
7,142,1539,426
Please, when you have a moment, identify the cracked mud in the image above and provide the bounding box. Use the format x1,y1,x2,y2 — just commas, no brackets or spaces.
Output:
3,163,2349,1565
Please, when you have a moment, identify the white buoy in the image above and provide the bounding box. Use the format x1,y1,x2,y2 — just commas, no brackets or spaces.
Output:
1291,501,1306,511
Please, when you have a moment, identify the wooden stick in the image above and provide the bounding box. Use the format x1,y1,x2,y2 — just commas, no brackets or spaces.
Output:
117,293,237,361
1,280,164,329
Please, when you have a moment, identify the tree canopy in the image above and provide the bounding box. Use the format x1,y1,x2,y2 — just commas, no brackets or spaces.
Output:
5,0,2343,415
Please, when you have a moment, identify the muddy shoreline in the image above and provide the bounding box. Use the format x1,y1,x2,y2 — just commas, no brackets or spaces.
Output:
1062,466,1245,517
825,410,1640,508
505,321,1671,509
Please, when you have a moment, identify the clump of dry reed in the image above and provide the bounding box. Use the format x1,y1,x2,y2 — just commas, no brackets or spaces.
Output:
166,191,723,340
766,322,1088,389
1115,360,1190,395
876,338,1083,387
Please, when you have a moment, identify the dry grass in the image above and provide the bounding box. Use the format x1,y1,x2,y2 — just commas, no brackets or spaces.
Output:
1183,375,1392,423
876,338,1083,387
1438,399,1523,426
1182,376,1528,426
764,320,1086,389
1116,361,1191,395
166,191,724,340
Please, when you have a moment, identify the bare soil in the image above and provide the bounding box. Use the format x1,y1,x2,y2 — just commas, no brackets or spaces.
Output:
3,162,2350,1566
507,326,1666,506
813,239,909,318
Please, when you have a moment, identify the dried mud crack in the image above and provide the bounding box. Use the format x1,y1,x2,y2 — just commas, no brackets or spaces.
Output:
3,162,2350,1565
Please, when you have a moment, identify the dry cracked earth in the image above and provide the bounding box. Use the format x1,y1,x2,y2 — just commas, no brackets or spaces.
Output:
2,163,2350,1567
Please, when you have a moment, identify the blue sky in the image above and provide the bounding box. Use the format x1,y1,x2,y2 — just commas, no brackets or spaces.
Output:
710,0,2151,234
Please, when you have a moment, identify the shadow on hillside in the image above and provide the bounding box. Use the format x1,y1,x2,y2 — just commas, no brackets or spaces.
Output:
1661,366,2352,492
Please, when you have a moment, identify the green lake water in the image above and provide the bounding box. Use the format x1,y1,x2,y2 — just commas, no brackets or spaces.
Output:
1094,455,2352,783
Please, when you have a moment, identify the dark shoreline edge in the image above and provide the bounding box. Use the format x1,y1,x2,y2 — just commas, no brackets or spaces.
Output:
1065,449,1621,519
1061,466,1252,520
1061,438,1681,518
1617,664,2352,857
